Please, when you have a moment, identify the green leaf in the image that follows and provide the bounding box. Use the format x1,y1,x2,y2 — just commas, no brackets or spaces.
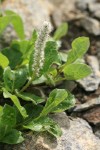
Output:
45,74,55,86
24,117,62,137
0,106,3,116
54,23,68,40
39,89,68,117
63,63,92,80
11,40,31,57
0,67,3,78
2,47,22,69
14,67,28,90
3,88,28,118
16,91,45,105
1,129,24,144
41,41,60,73
11,37,36,61
5,10,25,39
67,37,90,65
0,15,11,35
15,104,43,125
59,51,68,62
0,103,23,144
47,119,62,137
3,66,28,92
52,92,75,113
0,10,25,39
0,53,9,69
32,75,46,85
0,104,16,140
3,67,15,92
30,30,38,45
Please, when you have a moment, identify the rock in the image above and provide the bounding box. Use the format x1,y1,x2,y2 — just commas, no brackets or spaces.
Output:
2,113,100,150
95,127,100,139
97,42,100,66
94,10,100,19
88,3,100,13
78,56,100,91
59,81,77,92
49,0,83,26
76,0,96,10
80,17,100,35
78,75,100,91
74,97,100,112
86,55,100,73
2,0,54,38
83,106,100,125
77,0,96,3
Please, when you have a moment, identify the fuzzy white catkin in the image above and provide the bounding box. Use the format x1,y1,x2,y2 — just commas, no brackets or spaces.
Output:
32,21,51,77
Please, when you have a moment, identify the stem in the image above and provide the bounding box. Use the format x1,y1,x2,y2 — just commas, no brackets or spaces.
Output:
55,77,66,83
20,75,35,92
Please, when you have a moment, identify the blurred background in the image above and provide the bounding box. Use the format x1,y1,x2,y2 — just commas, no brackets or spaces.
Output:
1,0,100,52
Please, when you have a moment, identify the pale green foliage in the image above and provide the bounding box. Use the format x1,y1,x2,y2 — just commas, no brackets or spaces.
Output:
0,10,25,39
63,63,91,80
66,37,90,65
0,104,24,144
54,23,68,40
0,53,9,68
0,11,92,144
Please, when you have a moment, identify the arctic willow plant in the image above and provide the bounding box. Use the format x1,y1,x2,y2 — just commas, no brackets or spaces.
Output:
0,10,92,144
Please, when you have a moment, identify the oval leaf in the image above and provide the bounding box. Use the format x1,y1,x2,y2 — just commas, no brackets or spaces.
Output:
67,37,90,64
3,88,28,118
52,92,75,113
39,89,68,117
63,63,92,80
54,23,68,40
0,53,9,69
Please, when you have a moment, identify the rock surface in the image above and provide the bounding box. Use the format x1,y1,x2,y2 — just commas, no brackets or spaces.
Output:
88,3,100,13
76,0,96,10
76,1,100,36
83,106,100,125
74,97,100,112
94,10,100,19
95,127,100,139
78,56,100,91
80,17,100,35
2,113,100,150
49,0,82,26
2,0,54,38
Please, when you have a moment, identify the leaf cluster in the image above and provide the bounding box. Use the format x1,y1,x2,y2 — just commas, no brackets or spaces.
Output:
0,11,92,144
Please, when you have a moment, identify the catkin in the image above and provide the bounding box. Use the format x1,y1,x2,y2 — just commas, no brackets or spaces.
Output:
32,21,51,77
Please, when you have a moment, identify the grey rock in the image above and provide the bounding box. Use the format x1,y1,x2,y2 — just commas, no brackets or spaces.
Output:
76,0,96,10
3,114,100,150
78,74,100,91
80,17,100,35
88,3,100,13
49,0,83,26
95,127,100,139
97,42,100,66
74,97,100,112
78,56,100,91
2,0,54,38
59,81,77,92
86,55,100,74
78,0,96,2
94,10,100,19
83,106,100,125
